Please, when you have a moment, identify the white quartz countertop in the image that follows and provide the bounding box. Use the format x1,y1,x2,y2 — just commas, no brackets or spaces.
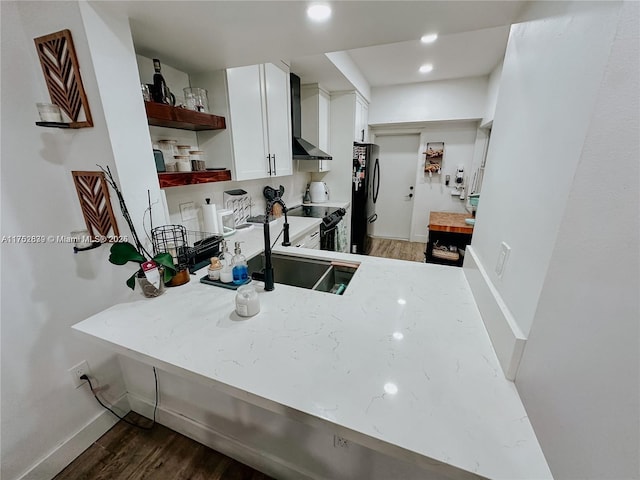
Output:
73,217,551,479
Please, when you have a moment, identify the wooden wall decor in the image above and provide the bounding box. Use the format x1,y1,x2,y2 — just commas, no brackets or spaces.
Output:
34,29,93,128
72,171,120,240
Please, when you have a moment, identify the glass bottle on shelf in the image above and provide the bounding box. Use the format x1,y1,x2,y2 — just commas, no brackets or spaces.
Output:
152,59,175,105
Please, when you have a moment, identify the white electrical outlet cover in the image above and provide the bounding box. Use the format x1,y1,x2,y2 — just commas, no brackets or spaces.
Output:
68,360,91,388
179,202,196,221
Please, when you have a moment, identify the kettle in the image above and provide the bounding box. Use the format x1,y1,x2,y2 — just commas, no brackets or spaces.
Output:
309,182,329,203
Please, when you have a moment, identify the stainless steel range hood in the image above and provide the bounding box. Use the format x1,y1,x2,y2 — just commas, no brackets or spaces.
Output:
290,73,332,160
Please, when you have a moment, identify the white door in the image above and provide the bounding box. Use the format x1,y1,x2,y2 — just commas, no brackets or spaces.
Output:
371,134,419,240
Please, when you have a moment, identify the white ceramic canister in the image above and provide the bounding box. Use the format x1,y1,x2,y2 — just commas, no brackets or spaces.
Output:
174,155,192,172
235,285,260,317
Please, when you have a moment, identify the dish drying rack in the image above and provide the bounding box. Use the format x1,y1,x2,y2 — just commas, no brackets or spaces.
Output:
224,189,251,226
152,225,222,274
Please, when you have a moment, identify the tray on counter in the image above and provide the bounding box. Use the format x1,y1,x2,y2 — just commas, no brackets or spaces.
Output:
199,275,251,290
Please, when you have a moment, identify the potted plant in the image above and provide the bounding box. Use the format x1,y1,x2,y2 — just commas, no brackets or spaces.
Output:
99,166,176,296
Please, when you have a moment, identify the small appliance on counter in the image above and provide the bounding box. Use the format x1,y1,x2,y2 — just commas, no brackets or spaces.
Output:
309,181,329,203
217,208,236,237
223,189,251,226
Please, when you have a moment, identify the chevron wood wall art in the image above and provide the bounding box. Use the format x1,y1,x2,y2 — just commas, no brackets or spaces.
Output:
72,171,120,240
34,29,93,128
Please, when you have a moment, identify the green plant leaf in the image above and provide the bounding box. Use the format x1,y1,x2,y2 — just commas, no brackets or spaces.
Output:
153,253,177,282
109,242,145,265
126,271,138,290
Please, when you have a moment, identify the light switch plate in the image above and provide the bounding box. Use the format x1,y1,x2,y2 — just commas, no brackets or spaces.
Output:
495,242,511,278
179,202,196,221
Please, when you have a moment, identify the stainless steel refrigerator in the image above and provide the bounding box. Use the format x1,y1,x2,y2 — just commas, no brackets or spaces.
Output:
351,142,380,254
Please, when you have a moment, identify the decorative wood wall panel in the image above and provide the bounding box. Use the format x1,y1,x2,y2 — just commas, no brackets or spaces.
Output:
34,29,93,128
72,171,119,239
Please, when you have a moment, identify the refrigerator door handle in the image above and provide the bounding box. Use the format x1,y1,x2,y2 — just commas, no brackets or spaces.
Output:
373,158,380,203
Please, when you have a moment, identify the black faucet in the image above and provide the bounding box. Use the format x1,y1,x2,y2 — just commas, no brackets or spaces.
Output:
252,190,290,291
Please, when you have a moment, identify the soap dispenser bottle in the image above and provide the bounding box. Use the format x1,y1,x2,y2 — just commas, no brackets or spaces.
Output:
219,240,234,283
231,241,248,285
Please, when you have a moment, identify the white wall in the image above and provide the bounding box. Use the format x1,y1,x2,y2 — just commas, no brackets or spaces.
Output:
325,51,371,102
369,77,487,126
516,2,639,478
480,60,503,127
469,0,623,337
413,122,478,242
80,2,168,245
371,122,478,243
1,2,133,478
136,54,191,105
162,175,310,233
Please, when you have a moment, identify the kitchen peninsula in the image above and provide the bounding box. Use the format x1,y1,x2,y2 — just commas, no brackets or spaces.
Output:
73,217,551,480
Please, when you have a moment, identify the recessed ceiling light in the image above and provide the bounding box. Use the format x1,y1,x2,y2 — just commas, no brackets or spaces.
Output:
307,4,332,22
419,64,434,73
421,33,438,44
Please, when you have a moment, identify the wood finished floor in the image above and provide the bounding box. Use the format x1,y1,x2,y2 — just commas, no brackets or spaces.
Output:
53,412,274,480
368,237,426,263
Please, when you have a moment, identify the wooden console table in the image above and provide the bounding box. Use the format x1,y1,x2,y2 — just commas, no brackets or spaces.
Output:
426,211,474,266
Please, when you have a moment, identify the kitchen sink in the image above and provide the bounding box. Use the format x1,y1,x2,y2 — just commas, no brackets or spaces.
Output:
247,253,358,294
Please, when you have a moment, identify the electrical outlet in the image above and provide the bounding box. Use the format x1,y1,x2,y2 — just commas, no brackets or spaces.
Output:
179,202,196,221
68,360,91,388
495,242,511,278
334,435,349,449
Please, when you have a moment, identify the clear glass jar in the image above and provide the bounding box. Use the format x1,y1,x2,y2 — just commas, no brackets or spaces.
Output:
183,87,209,113
235,285,260,317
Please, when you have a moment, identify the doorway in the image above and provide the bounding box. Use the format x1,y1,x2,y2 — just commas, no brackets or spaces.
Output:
370,134,420,240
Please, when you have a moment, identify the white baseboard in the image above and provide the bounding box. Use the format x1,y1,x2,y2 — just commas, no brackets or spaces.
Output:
411,233,428,243
463,246,526,380
18,394,130,480
127,393,317,480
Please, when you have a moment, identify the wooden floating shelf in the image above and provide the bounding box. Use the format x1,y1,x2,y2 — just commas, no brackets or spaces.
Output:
145,101,226,131
158,170,232,188
35,121,71,129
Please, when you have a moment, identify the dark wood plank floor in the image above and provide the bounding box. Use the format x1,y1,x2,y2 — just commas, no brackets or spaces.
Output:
368,237,426,262
54,412,274,480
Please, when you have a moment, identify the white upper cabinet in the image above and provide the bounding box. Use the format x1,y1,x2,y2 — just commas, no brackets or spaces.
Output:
354,93,369,143
226,63,292,181
263,63,293,177
298,84,331,173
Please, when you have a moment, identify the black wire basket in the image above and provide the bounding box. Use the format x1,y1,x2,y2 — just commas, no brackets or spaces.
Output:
151,225,222,273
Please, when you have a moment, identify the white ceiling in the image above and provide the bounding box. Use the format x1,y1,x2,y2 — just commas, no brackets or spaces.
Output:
93,1,526,90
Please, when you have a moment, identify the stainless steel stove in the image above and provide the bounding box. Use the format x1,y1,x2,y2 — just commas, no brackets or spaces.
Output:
286,205,346,251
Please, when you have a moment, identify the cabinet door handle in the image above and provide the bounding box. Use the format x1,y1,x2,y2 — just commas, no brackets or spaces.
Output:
310,231,319,239
272,154,277,176
267,154,272,175
361,129,365,142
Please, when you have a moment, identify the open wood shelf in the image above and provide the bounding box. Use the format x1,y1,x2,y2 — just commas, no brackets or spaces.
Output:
158,170,232,188
145,101,226,131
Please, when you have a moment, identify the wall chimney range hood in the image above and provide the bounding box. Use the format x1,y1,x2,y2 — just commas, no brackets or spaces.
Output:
290,73,332,160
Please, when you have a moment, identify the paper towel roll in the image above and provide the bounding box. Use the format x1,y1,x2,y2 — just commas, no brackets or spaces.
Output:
202,203,219,234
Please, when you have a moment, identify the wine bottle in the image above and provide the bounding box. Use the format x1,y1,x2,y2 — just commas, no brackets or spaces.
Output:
152,58,168,104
